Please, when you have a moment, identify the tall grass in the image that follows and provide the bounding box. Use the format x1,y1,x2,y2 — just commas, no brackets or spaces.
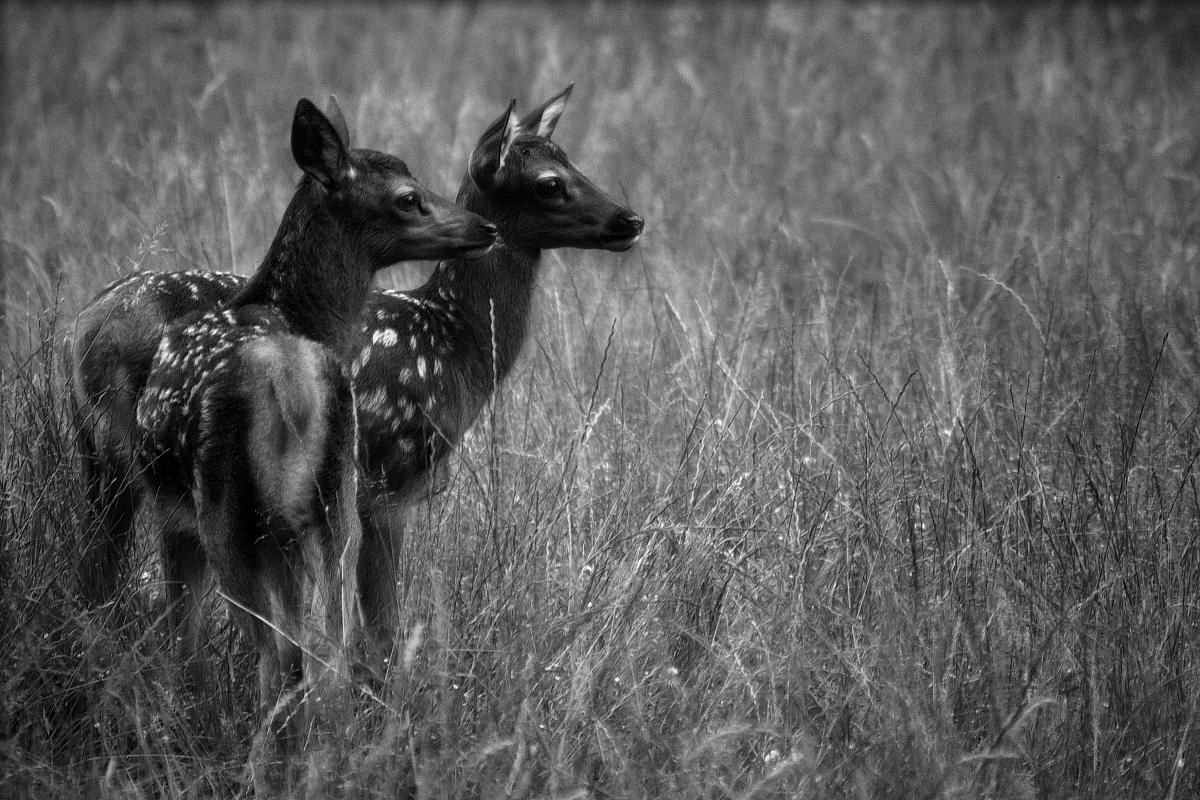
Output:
3,2,1200,797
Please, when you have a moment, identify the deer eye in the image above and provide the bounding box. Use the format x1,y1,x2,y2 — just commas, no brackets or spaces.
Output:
396,192,419,211
535,177,564,199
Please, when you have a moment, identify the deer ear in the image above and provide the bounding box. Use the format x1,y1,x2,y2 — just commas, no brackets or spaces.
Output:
292,98,350,190
468,98,520,191
324,94,351,150
519,83,573,139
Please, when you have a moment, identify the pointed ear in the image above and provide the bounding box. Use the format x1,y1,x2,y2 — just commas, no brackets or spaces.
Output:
291,97,350,190
468,98,520,191
519,83,573,139
324,94,351,150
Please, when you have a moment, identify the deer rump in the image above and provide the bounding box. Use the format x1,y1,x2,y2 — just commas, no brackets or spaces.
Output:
136,308,358,634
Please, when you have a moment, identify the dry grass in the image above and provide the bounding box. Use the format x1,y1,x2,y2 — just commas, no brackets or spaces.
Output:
3,2,1200,797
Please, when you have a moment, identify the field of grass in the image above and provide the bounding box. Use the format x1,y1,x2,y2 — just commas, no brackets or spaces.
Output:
4,2,1200,797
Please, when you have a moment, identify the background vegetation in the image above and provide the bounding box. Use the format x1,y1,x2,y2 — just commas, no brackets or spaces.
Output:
3,2,1200,797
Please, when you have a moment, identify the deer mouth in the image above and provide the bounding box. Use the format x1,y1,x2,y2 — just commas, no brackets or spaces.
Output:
599,232,640,252
457,240,496,258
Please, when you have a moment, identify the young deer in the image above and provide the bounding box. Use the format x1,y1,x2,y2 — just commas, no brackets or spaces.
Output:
352,85,643,646
70,86,642,654
126,97,496,782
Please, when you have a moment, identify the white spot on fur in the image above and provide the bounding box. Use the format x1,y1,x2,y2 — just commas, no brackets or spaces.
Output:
359,386,389,416
351,346,372,377
398,399,415,421
417,357,427,379
372,328,398,347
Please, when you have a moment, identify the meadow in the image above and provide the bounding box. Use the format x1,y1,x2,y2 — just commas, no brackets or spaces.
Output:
3,2,1200,797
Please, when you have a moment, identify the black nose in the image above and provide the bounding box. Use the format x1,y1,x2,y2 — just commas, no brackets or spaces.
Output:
614,212,644,236
480,221,499,238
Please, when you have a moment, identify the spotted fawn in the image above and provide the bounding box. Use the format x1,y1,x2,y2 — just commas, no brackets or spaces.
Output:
84,96,495,788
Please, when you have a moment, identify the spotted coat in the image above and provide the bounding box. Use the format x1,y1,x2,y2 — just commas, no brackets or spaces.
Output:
136,305,275,489
97,269,486,496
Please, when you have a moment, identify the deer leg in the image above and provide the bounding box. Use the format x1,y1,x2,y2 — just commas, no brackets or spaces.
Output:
206,520,289,712
77,366,148,605
326,457,361,676
357,494,400,668
357,469,441,669
201,496,303,795
263,536,306,735
78,434,139,605
160,525,210,692
296,417,361,704
307,368,361,680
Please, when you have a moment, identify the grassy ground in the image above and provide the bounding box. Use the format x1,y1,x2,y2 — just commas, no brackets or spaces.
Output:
3,2,1200,797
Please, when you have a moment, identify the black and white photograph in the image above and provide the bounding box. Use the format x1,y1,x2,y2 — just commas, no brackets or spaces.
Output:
2,3,1199,797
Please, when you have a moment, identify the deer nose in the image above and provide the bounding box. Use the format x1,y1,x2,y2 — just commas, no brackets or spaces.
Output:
480,221,499,237
613,212,644,236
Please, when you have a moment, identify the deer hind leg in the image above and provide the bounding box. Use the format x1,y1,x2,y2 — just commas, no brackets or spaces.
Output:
156,502,226,735
257,533,307,759
243,501,353,797
241,551,306,799
77,379,141,605
325,375,361,672
197,483,305,794
78,438,138,605
157,504,211,694
312,451,361,686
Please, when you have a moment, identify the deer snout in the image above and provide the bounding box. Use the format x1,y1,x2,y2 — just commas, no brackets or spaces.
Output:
473,220,499,250
617,213,644,237
456,219,499,258
600,211,644,251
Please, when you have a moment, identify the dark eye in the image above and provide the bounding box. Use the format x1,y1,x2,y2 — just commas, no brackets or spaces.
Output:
535,177,564,199
396,192,419,211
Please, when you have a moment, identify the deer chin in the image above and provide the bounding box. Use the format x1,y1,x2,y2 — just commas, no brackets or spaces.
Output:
457,241,496,259
599,233,640,252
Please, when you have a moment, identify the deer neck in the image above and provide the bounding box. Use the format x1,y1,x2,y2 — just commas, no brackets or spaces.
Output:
422,240,541,383
416,179,542,381
232,180,371,360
